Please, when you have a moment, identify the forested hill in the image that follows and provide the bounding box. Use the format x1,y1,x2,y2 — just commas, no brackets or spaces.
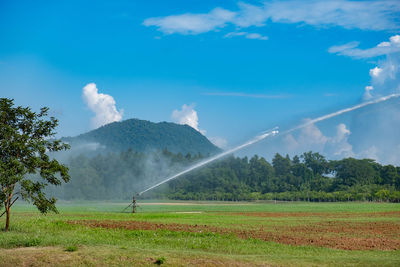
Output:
63,118,220,155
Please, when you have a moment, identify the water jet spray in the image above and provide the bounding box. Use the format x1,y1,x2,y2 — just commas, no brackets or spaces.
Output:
138,129,279,196
137,93,400,197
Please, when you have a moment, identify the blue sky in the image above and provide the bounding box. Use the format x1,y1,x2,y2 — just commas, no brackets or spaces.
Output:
1,0,400,162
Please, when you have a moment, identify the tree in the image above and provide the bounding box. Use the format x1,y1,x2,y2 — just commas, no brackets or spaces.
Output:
381,165,398,186
332,158,377,187
0,98,70,231
301,151,327,175
272,153,291,176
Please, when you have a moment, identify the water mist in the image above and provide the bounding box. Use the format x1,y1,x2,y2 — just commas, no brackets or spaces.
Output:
139,93,400,196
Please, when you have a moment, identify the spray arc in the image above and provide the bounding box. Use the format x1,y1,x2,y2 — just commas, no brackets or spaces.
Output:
138,129,279,196
138,93,400,197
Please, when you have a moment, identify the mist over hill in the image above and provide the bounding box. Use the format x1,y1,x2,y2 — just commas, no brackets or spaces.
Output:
63,118,221,155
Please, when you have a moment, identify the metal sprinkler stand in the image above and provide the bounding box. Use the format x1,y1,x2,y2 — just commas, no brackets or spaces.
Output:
122,194,139,213
132,195,137,213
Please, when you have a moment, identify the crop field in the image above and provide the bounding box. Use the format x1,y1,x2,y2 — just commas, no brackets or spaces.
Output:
0,201,400,266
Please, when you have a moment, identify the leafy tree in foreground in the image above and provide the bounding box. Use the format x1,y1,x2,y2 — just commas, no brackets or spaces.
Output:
0,98,70,231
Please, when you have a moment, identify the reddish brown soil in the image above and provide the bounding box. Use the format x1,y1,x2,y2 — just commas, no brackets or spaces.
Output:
224,211,400,218
68,219,400,251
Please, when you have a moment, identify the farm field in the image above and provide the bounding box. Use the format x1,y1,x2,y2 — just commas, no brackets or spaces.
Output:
0,201,400,266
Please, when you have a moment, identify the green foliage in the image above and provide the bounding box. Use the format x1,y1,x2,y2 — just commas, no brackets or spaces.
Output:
0,98,70,230
24,237,42,247
65,245,78,252
154,256,166,265
63,118,220,155
51,148,400,202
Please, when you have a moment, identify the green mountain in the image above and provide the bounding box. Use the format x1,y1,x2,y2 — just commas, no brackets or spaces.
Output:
63,119,220,155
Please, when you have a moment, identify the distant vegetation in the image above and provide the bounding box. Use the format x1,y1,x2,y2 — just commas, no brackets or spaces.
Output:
63,118,220,155
49,149,400,202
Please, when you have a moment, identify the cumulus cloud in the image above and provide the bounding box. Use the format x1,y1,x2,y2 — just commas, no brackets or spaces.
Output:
357,145,379,161
284,122,375,159
330,124,354,157
171,104,205,134
282,117,400,164
330,35,400,99
370,67,383,78
171,104,227,149
82,83,123,129
144,1,400,37
284,120,328,153
363,86,374,100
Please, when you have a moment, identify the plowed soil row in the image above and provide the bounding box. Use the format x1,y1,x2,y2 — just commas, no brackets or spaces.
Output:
68,220,400,251
224,211,400,218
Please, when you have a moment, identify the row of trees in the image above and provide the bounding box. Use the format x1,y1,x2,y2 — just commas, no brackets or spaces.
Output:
47,149,400,202
165,152,400,202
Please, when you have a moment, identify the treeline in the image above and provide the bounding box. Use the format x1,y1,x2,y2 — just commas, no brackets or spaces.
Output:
48,150,400,202
166,152,400,202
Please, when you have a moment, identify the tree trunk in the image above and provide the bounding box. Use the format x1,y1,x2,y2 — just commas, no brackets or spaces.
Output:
4,192,12,232
5,207,10,232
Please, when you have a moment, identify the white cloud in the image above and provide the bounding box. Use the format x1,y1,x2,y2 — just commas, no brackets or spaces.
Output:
82,83,123,129
328,35,400,59
387,145,400,165
171,104,228,149
143,7,235,35
298,121,329,146
144,1,400,36
358,145,379,160
285,121,354,158
224,31,267,40
284,119,328,153
171,104,206,134
283,121,400,163
334,123,350,142
330,34,400,99
370,67,383,78
224,31,247,38
263,0,400,31
209,136,228,149
330,123,354,158
245,33,268,40
328,42,359,54
370,56,399,88
363,85,374,100
233,2,269,28
328,33,400,164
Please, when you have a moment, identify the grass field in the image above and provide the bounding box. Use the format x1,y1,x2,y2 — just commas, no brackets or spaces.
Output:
0,201,399,266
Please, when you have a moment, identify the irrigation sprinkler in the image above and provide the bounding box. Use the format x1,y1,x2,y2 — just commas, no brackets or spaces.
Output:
121,195,138,213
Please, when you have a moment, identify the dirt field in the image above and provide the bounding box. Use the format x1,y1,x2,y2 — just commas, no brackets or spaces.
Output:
69,210,400,251
2,201,400,266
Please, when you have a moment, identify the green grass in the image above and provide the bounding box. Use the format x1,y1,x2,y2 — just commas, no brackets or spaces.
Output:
65,245,78,252
1,201,399,266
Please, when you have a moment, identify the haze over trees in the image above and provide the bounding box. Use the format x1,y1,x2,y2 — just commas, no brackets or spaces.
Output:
0,98,70,231
49,149,400,202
